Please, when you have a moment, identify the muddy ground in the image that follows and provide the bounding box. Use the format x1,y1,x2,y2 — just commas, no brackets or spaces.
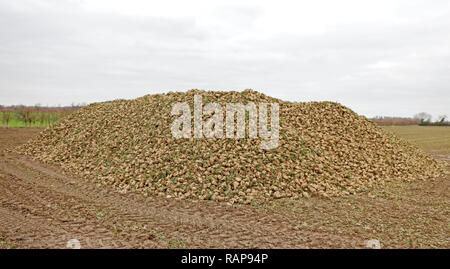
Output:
0,128,448,248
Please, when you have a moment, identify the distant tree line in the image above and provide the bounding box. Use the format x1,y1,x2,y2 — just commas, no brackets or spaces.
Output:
370,116,418,126
414,113,449,126
370,113,449,126
0,103,85,127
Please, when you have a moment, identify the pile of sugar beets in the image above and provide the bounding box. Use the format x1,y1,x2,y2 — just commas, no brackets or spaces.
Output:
17,90,446,204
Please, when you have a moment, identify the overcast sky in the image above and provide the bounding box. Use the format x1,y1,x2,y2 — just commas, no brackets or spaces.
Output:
1,0,449,119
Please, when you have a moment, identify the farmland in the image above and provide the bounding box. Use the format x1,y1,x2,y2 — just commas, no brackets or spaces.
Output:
0,106,79,127
0,124,448,249
268,126,449,249
17,91,444,203
383,126,450,157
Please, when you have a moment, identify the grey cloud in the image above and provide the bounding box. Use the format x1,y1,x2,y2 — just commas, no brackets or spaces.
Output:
0,1,448,119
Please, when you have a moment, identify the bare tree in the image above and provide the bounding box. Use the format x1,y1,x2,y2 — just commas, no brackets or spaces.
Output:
413,112,432,123
16,105,33,126
437,115,447,123
2,111,11,127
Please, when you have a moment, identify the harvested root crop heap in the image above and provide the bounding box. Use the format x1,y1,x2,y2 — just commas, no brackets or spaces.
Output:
17,90,445,204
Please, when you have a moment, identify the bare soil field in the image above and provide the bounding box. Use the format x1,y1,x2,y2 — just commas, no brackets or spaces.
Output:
0,127,448,248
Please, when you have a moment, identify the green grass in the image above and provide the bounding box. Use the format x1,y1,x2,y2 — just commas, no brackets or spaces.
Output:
0,111,63,128
0,119,53,128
